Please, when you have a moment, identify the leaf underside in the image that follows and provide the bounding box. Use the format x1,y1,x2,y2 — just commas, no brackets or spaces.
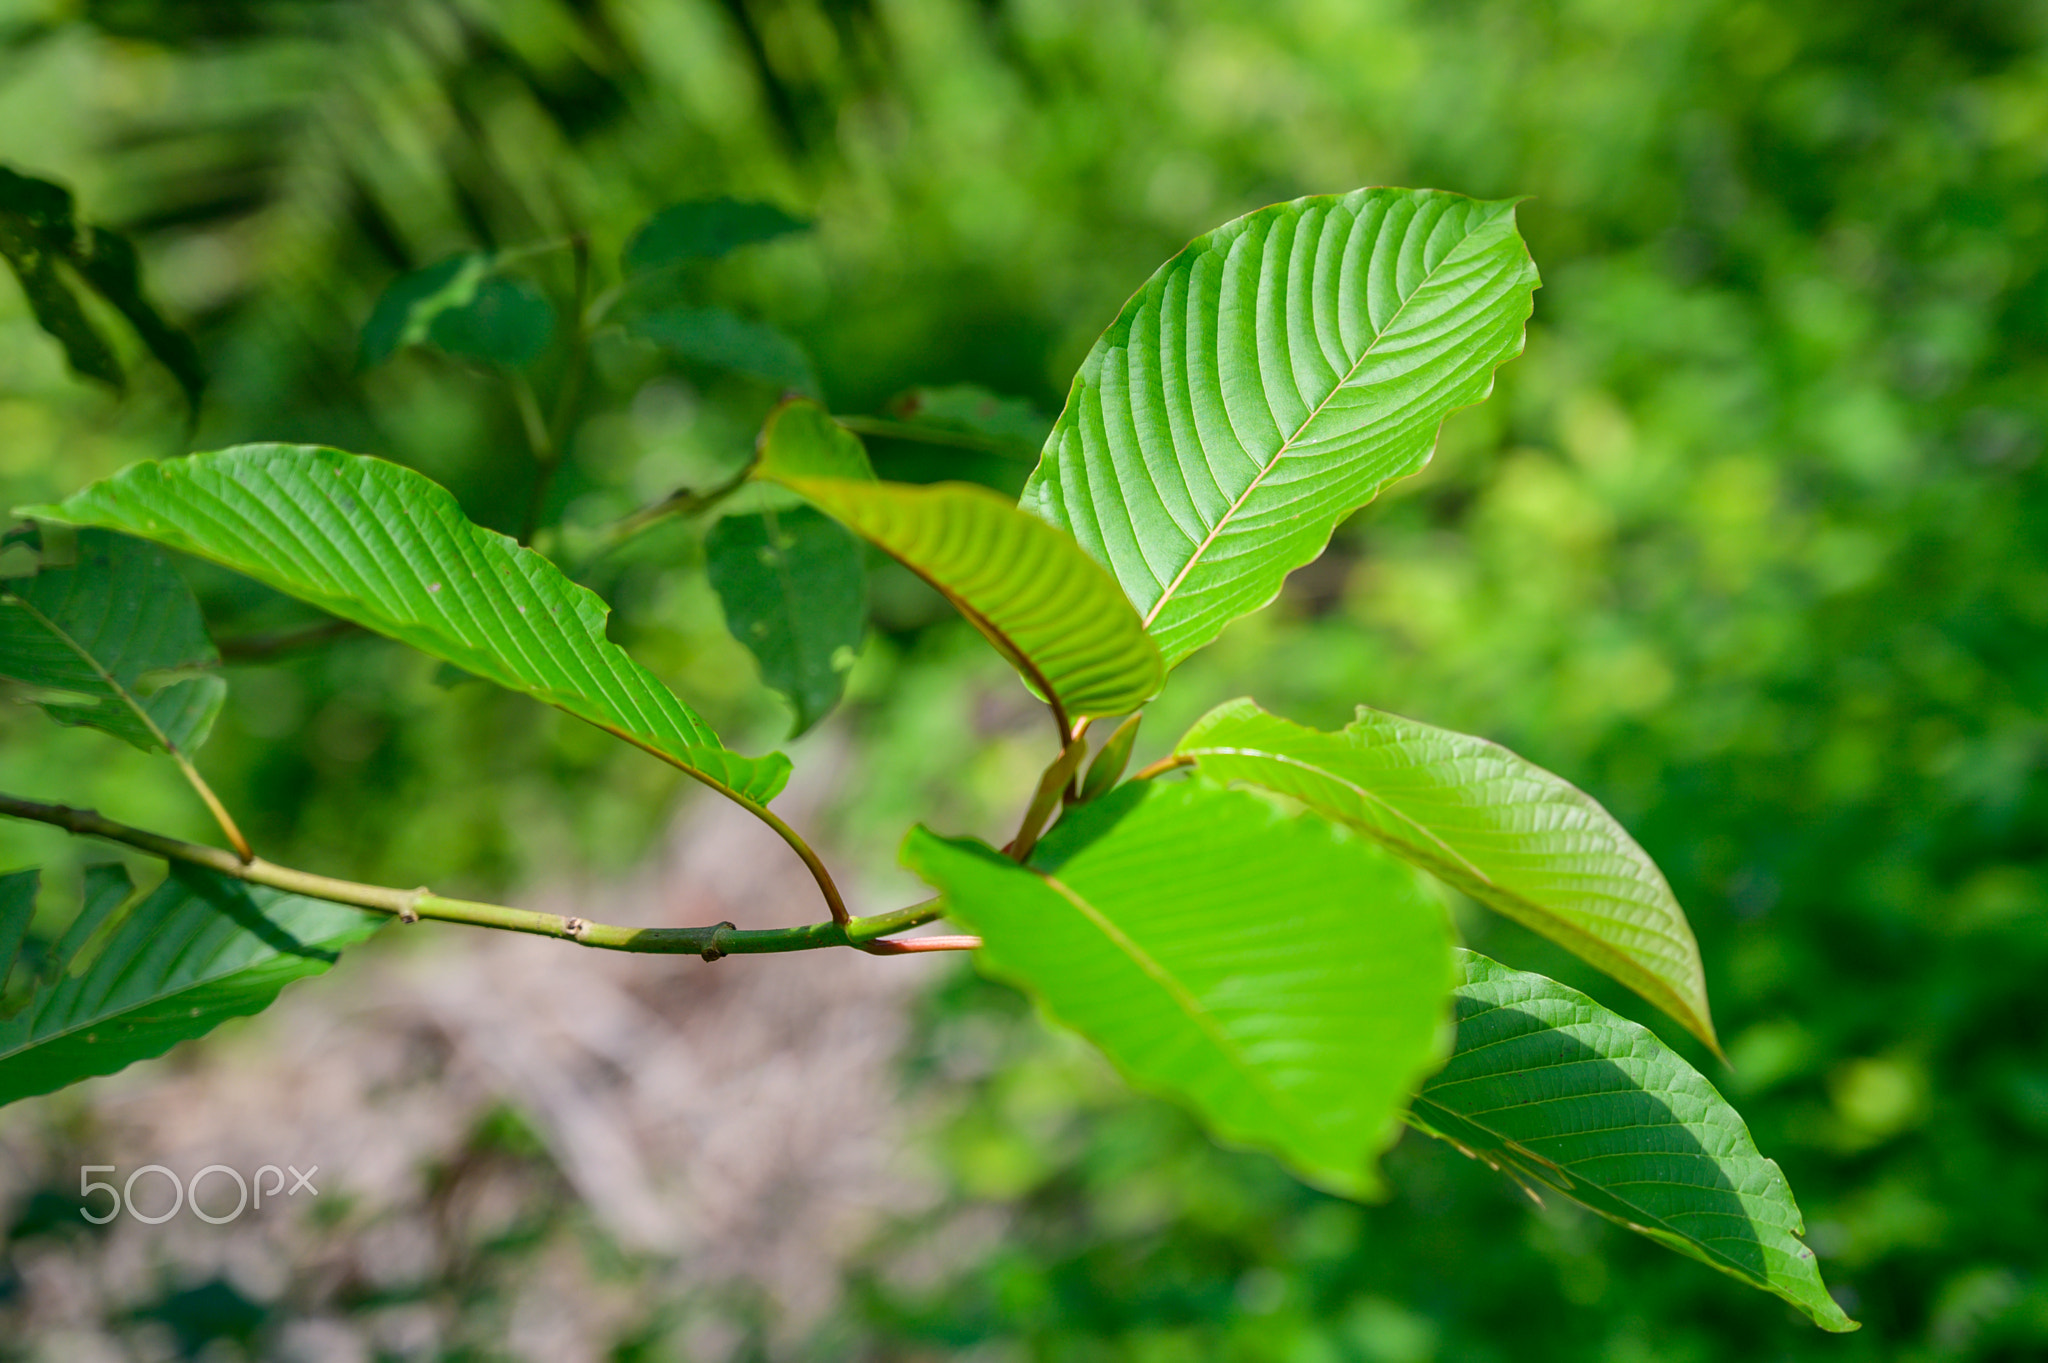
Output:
1176,699,1716,1052
706,506,867,736
770,475,1164,724
1414,950,1855,1332
0,528,225,754
1022,187,1540,667
905,782,1456,1198
0,865,380,1109
18,445,788,805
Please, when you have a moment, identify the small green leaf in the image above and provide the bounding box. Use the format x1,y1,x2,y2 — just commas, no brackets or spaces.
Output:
1175,699,1718,1052
706,506,867,736
758,453,1164,726
1414,951,1856,1332
0,529,226,755
69,225,207,412
884,385,1051,455
0,863,380,1109
0,869,38,999
359,253,556,370
19,445,788,806
623,197,808,275
1077,712,1141,802
628,306,819,397
904,781,1456,1198
756,398,876,482
1023,188,1540,668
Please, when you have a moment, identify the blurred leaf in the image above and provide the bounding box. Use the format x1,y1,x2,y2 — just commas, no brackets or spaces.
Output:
18,445,790,806
628,305,819,397
0,529,226,755
40,864,133,987
359,252,555,369
0,165,203,408
1022,188,1539,667
1413,950,1855,1332
0,863,380,1109
883,384,1052,454
623,196,808,276
0,870,32,1000
758,468,1163,724
904,781,1456,1198
706,506,866,736
757,397,875,481
1176,699,1717,1053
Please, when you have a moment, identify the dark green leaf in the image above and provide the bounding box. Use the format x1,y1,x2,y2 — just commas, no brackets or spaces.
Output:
1175,699,1717,1052
628,306,819,397
19,445,789,806
69,225,206,412
706,506,867,736
1413,951,1855,1332
0,529,226,755
623,197,808,275
359,253,555,370
1022,188,1540,667
0,863,380,1109
0,870,37,999
904,782,1457,1198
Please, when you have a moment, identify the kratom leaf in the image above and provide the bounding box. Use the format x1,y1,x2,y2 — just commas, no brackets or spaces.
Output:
883,384,1051,455
759,463,1164,727
42,864,135,986
1413,950,1855,1332
0,864,380,1109
628,306,819,398
1022,188,1539,667
1078,712,1142,802
904,781,1456,1198
0,869,39,998
0,165,205,409
706,506,867,736
0,529,226,754
1175,699,1717,1052
18,445,789,805
756,398,876,482
623,197,808,275
359,252,556,369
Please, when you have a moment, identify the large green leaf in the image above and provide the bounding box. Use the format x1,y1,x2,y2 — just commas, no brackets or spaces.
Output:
0,529,226,755
0,864,380,1108
18,445,789,805
1175,700,1717,1052
1022,188,1539,667
706,506,867,737
904,782,1456,1198
359,252,556,369
1414,950,1855,1332
765,475,1164,729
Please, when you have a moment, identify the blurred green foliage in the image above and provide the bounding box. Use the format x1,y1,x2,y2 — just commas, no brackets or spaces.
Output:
2,0,2046,1358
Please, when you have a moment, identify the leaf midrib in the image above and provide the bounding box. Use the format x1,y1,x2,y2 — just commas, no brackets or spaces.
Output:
1139,212,1461,631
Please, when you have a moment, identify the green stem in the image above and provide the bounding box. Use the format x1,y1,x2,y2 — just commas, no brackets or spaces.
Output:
833,415,1030,457
0,792,967,958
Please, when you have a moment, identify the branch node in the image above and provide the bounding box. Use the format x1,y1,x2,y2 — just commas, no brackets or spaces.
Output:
700,921,736,962
398,888,428,925
562,916,588,939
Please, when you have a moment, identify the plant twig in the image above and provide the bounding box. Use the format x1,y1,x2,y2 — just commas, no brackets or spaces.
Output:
1131,753,1194,782
0,792,972,956
1005,737,1089,862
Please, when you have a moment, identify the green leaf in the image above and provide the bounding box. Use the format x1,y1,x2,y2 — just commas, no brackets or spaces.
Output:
904,782,1456,1198
0,529,226,755
0,165,206,409
1022,188,1540,667
1413,951,1856,1332
623,197,808,275
1175,699,1718,1053
1078,712,1141,802
628,306,819,398
0,869,39,1000
756,398,876,482
18,445,789,806
43,864,135,986
884,384,1051,455
359,252,556,369
759,465,1164,727
706,506,867,736
0,863,380,1109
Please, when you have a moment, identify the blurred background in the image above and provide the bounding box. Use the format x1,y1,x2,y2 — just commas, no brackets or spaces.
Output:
2,0,2046,1358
